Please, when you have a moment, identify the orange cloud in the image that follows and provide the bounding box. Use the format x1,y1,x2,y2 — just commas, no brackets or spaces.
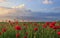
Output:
0,4,31,16
0,7,16,16
0,0,6,2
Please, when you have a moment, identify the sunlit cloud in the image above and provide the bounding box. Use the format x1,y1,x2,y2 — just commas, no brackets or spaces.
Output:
42,0,53,4
0,7,16,16
0,0,6,2
0,4,31,16
0,7,9,15
12,4,25,9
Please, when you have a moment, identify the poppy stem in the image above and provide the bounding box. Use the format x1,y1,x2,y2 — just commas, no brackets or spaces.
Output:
16,30,17,38
34,32,36,38
42,28,44,38
54,30,56,38
3,33,4,38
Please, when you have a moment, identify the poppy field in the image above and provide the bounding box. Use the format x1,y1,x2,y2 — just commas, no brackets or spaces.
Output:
0,21,60,38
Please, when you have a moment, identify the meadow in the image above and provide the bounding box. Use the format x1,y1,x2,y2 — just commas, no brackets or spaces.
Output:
0,21,60,38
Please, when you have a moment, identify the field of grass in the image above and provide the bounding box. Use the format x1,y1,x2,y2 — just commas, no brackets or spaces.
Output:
0,22,60,38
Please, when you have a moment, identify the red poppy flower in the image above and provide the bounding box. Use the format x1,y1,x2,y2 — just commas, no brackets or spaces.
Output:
34,27,38,31
24,36,27,38
26,32,28,35
30,22,32,24
0,32,2,35
15,25,22,30
43,24,47,28
50,22,56,26
57,32,60,35
34,23,38,26
23,24,27,26
53,26,60,30
43,25,47,28
57,26,60,29
45,22,50,25
2,28,6,32
52,22,56,24
53,26,57,30
34,23,39,27
15,21,18,25
23,24,28,29
8,20,11,23
10,22,14,25
9,20,13,25
49,23,55,28
16,33,20,38
23,24,26,26
50,25,54,28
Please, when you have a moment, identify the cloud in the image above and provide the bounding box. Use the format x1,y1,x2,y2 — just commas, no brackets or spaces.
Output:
42,0,53,4
0,7,16,16
0,6,60,22
0,0,6,2
27,0,32,1
52,7,60,10
12,4,25,9
50,7,60,12
0,4,32,22
0,4,32,17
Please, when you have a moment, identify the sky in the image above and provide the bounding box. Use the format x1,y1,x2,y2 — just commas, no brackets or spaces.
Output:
0,0,60,22
0,0,60,12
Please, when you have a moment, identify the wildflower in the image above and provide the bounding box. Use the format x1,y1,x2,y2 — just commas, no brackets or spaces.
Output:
15,25,22,30
0,32,2,35
24,36,27,38
53,26,60,30
2,28,6,32
34,27,38,31
16,33,20,38
8,20,11,23
45,22,50,25
30,22,32,24
43,24,47,28
15,21,18,25
50,22,56,25
23,24,26,26
57,32,60,35
34,23,37,25
26,32,28,35
49,23,55,28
